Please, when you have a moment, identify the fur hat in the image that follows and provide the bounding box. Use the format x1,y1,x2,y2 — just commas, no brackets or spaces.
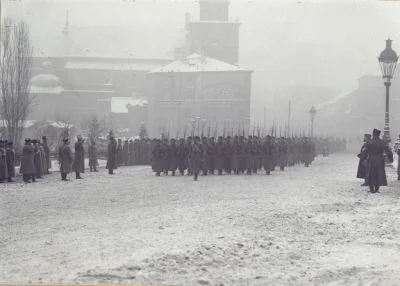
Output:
373,129,381,136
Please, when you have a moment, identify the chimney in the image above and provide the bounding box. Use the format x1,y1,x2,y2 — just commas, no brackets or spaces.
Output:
185,12,191,31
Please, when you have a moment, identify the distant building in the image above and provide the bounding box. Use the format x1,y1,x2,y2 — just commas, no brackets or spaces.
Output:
187,0,241,65
147,53,252,137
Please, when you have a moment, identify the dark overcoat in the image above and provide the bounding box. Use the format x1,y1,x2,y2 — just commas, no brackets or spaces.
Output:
356,142,367,179
168,144,179,172
190,143,203,173
263,142,275,172
88,145,99,167
152,145,165,173
123,142,129,165
214,142,225,171
20,144,36,175
177,142,187,171
245,141,255,169
365,138,393,187
34,145,43,177
72,140,85,173
106,140,118,170
6,148,15,178
42,142,52,170
0,147,8,180
60,144,73,174
278,142,288,168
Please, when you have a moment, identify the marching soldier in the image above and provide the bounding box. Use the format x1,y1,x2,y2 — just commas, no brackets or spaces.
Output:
168,138,179,176
33,140,43,179
202,137,210,176
263,135,275,175
152,139,165,176
278,137,288,171
177,138,187,175
129,140,134,166
123,140,129,166
214,136,225,175
190,136,203,181
357,134,371,186
245,136,254,175
208,137,216,175
224,136,232,174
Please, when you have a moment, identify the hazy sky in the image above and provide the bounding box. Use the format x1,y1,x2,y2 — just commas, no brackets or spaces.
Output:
3,0,400,93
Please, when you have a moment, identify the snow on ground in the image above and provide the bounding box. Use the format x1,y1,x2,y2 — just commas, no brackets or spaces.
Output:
1,154,400,286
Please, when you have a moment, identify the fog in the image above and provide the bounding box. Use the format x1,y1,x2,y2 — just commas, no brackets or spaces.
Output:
3,0,400,137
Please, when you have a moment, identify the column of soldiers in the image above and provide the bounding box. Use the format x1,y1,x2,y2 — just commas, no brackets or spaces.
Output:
150,135,346,181
116,138,152,167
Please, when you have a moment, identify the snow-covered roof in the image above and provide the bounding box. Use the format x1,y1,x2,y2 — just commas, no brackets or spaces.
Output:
149,53,250,74
65,60,167,71
0,120,38,129
29,85,64,94
30,74,62,88
111,97,148,114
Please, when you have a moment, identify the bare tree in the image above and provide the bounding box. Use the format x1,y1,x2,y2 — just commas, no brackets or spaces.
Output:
0,17,35,149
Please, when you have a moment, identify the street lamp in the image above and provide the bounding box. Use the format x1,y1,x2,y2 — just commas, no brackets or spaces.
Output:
309,106,316,137
378,38,399,143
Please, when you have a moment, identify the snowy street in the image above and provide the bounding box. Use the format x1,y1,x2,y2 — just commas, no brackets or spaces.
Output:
1,154,400,286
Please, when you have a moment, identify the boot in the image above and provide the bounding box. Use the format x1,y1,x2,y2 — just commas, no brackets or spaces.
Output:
94,166,98,172
194,172,198,181
31,175,37,182
172,171,175,176
156,172,160,176
218,170,222,175
109,169,113,175
180,170,184,176
90,166,93,172
76,172,83,179
8,178,14,183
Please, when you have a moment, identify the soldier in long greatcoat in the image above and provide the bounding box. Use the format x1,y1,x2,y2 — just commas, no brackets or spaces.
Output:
364,129,393,193
202,137,210,175
177,138,187,175
357,134,371,186
0,140,8,183
152,139,164,176
244,137,255,175
32,140,43,179
60,138,73,181
42,136,52,174
6,142,15,182
224,136,232,174
278,137,288,171
129,140,134,166
106,136,118,175
20,139,36,183
231,136,242,174
117,139,123,167
214,136,225,175
207,137,216,175
395,134,400,181
39,141,46,176
263,136,275,175
168,138,179,176
88,140,99,172
190,136,203,181
185,137,193,175
72,135,85,179
123,140,129,166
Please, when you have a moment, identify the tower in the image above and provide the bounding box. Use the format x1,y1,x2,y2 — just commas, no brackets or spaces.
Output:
62,11,70,57
187,0,241,65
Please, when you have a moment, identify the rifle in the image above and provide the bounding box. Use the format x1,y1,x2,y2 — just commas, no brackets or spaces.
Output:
214,122,218,138
183,125,187,140
207,125,211,139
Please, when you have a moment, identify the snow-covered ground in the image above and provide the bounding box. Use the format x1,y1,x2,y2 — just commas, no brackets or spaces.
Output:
1,154,400,286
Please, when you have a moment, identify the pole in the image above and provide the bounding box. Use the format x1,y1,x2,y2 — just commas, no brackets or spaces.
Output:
311,119,314,138
384,81,391,142
263,106,266,130
288,100,291,136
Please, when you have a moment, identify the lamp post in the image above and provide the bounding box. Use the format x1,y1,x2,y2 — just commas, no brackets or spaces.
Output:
309,106,316,137
378,38,398,143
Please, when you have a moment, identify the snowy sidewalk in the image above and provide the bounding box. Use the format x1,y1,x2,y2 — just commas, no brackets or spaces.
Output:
1,154,400,286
